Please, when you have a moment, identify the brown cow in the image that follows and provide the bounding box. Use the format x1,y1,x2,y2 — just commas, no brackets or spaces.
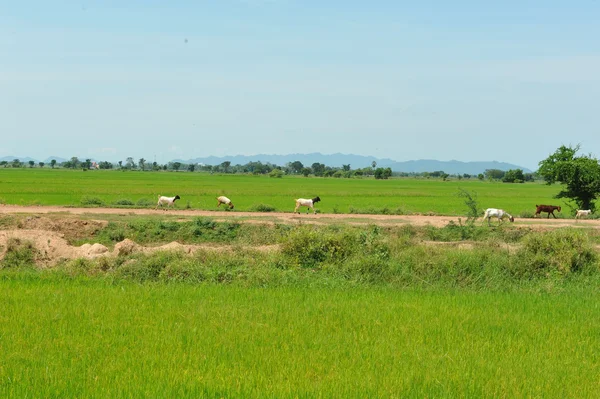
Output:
535,204,561,218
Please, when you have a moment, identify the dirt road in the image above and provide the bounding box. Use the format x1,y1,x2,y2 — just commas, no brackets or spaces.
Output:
0,204,596,229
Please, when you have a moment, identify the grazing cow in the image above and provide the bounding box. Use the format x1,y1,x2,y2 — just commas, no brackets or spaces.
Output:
155,195,180,210
216,196,234,209
294,196,321,214
535,204,561,218
482,208,515,226
575,209,592,219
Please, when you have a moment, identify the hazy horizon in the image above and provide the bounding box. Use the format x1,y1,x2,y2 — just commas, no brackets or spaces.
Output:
2,1,599,172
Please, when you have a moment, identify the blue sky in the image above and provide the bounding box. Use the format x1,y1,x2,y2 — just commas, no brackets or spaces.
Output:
1,1,599,170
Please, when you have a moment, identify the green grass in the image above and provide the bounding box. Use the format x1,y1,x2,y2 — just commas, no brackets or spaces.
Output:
0,168,569,216
0,275,598,398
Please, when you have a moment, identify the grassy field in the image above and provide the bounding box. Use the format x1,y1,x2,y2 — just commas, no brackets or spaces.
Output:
0,168,566,216
1,169,597,397
1,273,599,398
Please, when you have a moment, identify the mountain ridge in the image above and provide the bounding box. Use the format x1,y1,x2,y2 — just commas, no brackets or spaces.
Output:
1,153,533,174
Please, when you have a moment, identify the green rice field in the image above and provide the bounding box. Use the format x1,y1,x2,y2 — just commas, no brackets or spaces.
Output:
1,168,598,397
0,168,565,216
1,274,599,398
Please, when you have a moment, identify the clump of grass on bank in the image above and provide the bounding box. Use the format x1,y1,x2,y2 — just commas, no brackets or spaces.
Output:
0,238,37,269
43,224,600,289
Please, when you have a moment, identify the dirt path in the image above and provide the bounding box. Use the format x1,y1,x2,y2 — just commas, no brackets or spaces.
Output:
1,204,597,228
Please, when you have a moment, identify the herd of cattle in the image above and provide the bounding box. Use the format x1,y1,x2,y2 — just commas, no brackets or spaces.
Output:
154,194,593,224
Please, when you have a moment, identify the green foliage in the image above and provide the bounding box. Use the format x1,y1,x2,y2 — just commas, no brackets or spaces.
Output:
280,226,359,268
113,199,135,206
484,169,505,180
348,205,407,215
512,229,598,278
0,238,37,269
538,145,600,211
248,203,276,212
80,196,105,206
269,169,284,178
502,169,525,183
136,198,154,207
374,167,392,179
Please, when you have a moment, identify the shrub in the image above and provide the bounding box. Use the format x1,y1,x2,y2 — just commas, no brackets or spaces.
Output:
80,196,105,206
269,169,284,178
512,229,598,278
136,198,154,207
113,199,135,206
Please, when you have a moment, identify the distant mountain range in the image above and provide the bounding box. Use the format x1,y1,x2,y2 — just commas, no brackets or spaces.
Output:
1,153,532,174
178,153,533,174
0,156,67,164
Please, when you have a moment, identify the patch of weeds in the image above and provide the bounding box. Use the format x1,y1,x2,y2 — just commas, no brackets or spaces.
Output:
349,206,406,215
249,204,276,212
113,199,135,206
81,196,105,206
1,238,37,269
136,198,153,207
512,229,598,278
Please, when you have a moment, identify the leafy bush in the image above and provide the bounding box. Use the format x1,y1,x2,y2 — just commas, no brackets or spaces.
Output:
280,226,359,268
136,198,154,207
113,199,135,206
512,229,598,277
269,169,284,178
80,196,105,206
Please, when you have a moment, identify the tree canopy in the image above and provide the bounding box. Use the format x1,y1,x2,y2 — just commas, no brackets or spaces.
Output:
537,145,600,212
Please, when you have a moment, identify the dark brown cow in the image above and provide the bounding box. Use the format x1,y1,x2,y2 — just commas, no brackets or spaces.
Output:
535,204,561,218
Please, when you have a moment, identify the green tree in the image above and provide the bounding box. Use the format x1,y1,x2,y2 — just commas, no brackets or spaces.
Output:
12,159,21,168
502,169,525,183
538,144,600,212
289,161,304,174
28,160,35,168
125,157,135,169
342,164,351,172
139,158,146,171
0,161,7,168
70,157,80,169
188,163,195,172
484,169,505,180
220,161,231,173
301,167,311,177
172,162,181,172
50,159,56,169
38,162,45,168
374,167,392,180
311,163,325,177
